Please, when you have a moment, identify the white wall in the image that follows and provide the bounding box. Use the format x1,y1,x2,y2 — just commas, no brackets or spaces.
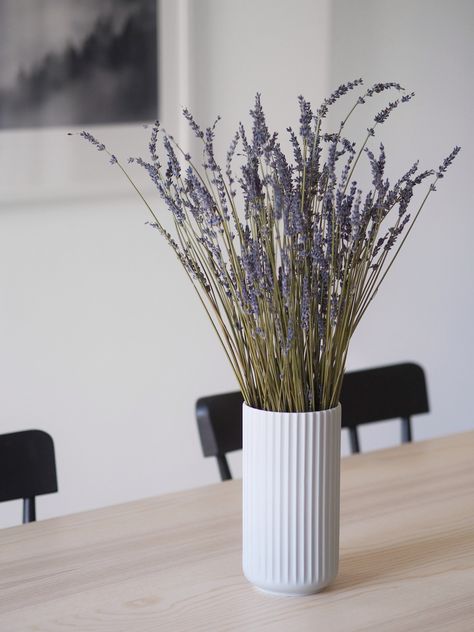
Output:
328,0,474,448
0,0,472,528
0,0,331,528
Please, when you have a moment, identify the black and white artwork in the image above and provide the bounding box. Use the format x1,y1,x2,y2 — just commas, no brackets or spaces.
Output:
0,0,158,129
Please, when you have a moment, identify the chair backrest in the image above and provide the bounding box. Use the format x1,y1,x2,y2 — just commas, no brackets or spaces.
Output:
340,362,429,427
0,429,58,523
196,362,429,480
196,391,244,480
340,362,429,453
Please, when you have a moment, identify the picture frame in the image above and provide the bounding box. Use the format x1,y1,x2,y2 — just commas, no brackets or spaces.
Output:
0,0,189,207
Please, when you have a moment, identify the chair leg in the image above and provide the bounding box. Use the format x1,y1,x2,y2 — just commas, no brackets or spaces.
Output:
349,427,361,454
401,417,413,443
216,455,232,481
23,497,36,523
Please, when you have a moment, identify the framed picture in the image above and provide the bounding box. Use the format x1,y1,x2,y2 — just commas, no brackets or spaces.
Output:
0,0,187,206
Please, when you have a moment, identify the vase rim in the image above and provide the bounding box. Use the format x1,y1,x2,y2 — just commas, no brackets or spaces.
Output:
242,402,341,415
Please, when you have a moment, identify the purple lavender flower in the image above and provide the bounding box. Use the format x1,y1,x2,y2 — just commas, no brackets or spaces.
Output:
301,274,310,331
78,81,459,413
287,127,304,174
226,131,239,184
163,135,181,181
436,146,461,178
365,143,386,194
203,121,230,219
401,92,415,103
182,107,204,139
80,131,106,151
374,99,400,124
373,92,414,125
149,121,161,164
318,78,364,117
298,95,314,142
250,93,270,156
366,82,404,97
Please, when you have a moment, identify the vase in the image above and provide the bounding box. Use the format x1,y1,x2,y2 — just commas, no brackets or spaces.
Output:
242,402,341,595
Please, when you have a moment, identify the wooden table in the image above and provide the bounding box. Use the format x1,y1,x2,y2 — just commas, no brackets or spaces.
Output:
1,432,473,631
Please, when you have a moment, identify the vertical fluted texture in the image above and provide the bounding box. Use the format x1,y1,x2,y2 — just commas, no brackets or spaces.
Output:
242,404,341,595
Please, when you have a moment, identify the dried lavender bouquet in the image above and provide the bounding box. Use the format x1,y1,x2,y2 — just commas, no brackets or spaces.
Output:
80,79,459,412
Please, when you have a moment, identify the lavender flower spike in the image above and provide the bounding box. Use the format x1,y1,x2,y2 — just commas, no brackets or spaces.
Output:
436,146,461,178
79,131,106,151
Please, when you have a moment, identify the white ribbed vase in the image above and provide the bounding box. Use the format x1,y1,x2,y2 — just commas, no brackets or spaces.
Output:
242,403,341,595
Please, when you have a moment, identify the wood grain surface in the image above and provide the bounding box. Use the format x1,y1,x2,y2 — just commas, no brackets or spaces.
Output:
1,431,473,631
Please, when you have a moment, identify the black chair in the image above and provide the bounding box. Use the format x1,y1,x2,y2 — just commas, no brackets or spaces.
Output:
0,430,58,523
196,391,244,481
340,363,429,454
196,362,429,481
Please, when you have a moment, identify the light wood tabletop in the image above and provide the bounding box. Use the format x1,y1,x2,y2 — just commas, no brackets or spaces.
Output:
1,431,473,632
